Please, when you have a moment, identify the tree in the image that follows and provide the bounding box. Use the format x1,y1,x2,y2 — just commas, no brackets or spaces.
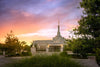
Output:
74,0,100,39
5,31,21,56
0,43,4,51
63,39,72,51
74,0,100,49
68,38,95,58
0,43,6,55
72,0,100,59
20,41,30,52
20,41,31,56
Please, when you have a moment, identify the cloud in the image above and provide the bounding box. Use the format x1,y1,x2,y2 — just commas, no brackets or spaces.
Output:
0,0,82,43
17,29,56,37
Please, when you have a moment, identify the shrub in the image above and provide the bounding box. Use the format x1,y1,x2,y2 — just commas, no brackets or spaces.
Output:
60,51,68,57
21,52,32,56
95,48,100,65
7,52,16,57
7,54,83,67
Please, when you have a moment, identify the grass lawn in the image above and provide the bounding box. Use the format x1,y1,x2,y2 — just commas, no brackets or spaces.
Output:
6,54,83,67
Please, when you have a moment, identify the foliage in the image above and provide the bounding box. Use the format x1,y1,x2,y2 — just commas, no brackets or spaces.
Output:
70,0,100,59
63,45,67,51
21,43,31,52
7,54,83,67
74,0,100,38
73,0,100,53
5,31,21,56
60,51,68,57
95,36,100,48
0,43,6,51
0,43,4,55
21,52,32,56
68,38,95,58
1,31,31,56
66,39,73,51
94,48,100,65
63,40,72,51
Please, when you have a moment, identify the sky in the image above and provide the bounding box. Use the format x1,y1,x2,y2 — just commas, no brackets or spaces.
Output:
0,0,82,45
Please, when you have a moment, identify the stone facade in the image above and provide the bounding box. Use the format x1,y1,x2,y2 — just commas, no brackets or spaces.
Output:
31,21,66,54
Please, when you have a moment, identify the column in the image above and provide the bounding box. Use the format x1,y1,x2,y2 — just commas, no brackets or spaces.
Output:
60,45,63,52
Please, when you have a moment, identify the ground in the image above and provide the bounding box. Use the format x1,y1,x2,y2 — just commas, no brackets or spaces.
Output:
0,55,99,67
73,59,99,67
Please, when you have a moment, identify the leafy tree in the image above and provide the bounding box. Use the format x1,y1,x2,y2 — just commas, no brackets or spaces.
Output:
0,31,31,56
19,41,31,56
21,41,30,52
63,39,72,51
20,41,31,56
5,31,21,56
68,37,95,58
95,36,100,48
74,0,100,49
71,0,100,58
74,0,100,39
20,41,27,52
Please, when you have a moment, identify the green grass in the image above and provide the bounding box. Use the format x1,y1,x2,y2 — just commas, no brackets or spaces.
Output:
7,54,83,67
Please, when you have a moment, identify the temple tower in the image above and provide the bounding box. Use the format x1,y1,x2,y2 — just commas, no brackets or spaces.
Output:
57,20,61,37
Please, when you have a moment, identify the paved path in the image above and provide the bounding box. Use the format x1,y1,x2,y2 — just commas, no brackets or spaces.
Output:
74,59,99,67
0,56,22,67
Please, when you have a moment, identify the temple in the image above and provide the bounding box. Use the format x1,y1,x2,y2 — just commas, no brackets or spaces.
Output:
31,21,66,54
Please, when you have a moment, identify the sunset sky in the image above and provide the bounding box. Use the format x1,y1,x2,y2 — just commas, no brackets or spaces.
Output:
0,0,82,45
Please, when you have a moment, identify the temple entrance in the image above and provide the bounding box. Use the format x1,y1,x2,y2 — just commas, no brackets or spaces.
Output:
49,46,61,52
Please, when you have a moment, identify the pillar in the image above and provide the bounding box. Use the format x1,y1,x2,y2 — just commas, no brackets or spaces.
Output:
46,47,49,52
31,46,36,55
60,44,63,52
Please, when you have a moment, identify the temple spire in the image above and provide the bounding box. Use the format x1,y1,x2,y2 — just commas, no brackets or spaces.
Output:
57,20,61,37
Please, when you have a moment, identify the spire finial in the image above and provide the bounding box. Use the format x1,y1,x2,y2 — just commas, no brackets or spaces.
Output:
57,17,60,25
58,19,60,26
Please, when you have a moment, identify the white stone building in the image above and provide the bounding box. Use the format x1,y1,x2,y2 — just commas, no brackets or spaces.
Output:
31,22,66,54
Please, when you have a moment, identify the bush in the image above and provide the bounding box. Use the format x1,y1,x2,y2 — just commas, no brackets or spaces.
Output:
95,48,100,65
7,52,16,57
6,52,32,57
68,38,94,58
60,51,68,57
7,54,83,67
21,52,32,56
87,53,95,56
0,51,3,55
